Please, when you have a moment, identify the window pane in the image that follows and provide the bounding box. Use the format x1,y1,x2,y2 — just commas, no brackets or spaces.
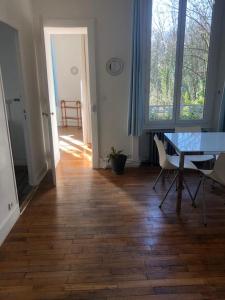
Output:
149,0,179,121
180,0,213,120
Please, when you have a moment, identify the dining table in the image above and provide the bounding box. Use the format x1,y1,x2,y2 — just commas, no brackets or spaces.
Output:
164,132,225,213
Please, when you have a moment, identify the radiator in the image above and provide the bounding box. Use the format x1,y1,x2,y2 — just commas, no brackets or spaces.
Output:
147,129,175,166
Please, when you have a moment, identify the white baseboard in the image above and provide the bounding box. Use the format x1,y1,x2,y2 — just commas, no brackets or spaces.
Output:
126,159,141,167
0,164,48,246
32,162,48,186
99,158,108,169
0,205,20,246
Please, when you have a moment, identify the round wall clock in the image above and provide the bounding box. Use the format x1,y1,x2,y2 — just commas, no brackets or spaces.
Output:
70,66,79,76
106,58,124,76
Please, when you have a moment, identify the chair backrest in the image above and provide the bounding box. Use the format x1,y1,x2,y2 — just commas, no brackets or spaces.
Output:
175,126,201,132
213,153,225,186
154,135,167,167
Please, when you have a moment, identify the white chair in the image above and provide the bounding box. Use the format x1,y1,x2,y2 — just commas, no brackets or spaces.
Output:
175,127,214,163
153,135,197,208
193,153,225,226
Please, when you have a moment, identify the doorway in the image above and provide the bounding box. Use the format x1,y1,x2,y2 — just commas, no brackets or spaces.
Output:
0,21,32,208
51,34,92,166
43,24,99,183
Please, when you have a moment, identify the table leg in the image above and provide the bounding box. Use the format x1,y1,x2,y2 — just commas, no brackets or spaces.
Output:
176,153,184,213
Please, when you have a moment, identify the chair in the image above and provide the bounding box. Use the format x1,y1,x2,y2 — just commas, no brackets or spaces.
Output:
193,153,225,226
175,127,214,163
153,135,197,208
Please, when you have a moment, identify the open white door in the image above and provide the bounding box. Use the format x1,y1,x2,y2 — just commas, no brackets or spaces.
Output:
80,35,92,146
0,67,19,241
41,22,99,177
43,29,60,181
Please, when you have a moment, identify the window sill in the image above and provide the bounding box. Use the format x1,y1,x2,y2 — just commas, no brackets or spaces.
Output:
144,120,211,131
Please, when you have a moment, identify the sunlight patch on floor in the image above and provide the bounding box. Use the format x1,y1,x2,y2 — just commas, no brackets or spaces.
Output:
58,134,92,161
60,135,92,152
59,144,82,158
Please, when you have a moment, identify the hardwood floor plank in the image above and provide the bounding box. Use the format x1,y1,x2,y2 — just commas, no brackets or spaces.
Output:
1,128,225,299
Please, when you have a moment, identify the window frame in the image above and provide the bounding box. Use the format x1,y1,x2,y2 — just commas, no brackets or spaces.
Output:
145,0,215,130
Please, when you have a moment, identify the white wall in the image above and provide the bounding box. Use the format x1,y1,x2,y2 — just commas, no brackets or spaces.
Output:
0,0,46,244
32,0,133,163
0,0,46,184
0,22,27,166
52,34,83,126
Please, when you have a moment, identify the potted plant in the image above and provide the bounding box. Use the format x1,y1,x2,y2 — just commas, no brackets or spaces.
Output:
107,147,127,175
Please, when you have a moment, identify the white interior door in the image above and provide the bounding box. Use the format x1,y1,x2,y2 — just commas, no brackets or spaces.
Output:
80,35,92,145
0,68,18,223
0,23,34,186
44,30,60,178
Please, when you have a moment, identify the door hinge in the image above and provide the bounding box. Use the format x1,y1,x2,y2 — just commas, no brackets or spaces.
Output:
24,110,27,120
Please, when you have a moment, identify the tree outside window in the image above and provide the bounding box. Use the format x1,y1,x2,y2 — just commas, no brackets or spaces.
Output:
149,0,214,122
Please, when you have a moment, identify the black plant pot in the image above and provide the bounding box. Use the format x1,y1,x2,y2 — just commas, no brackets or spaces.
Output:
110,154,127,175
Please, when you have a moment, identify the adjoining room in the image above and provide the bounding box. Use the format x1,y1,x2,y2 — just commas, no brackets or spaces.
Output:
43,27,95,181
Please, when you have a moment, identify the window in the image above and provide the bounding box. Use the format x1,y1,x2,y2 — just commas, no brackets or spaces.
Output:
148,0,214,125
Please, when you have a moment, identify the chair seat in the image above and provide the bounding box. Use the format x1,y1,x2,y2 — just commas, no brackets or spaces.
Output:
185,154,214,162
200,169,213,176
167,155,197,170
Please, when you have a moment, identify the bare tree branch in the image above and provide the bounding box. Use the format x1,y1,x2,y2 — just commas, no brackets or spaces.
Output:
183,65,205,80
184,54,207,63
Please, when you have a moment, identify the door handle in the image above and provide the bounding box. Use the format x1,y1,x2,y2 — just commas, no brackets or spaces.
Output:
42,112,54,117
24,110,27,120
92,104,97,113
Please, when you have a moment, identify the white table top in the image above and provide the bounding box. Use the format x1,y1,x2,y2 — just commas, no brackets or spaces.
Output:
165,132,225,154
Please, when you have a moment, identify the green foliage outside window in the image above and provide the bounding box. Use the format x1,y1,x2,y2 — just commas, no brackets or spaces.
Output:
149,0,213,121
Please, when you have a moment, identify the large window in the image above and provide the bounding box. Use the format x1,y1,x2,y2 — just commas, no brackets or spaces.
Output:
148,0,214,124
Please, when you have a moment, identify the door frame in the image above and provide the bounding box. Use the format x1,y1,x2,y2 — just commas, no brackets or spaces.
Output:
41,19,99,183
0,20,34,188
43,28,61,183
0,66,19,206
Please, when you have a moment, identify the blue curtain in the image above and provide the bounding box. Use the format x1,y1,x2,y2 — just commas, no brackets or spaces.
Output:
217,86,225,131
222,89,225,131
128,0,151,136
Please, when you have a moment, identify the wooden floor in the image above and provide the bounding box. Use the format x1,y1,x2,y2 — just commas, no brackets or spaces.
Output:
58,126,92,167
1,140,225,299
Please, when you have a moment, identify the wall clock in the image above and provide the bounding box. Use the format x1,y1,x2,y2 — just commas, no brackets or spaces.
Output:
70,66,79,76
106,58,124,76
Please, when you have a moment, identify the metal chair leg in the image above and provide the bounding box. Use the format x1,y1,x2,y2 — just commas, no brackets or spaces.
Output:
167,170,175,184
193,176,203,204
153,169,164,190
183,178,195,206
194,175,207,226
202,177,207,226
159,173,178,209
